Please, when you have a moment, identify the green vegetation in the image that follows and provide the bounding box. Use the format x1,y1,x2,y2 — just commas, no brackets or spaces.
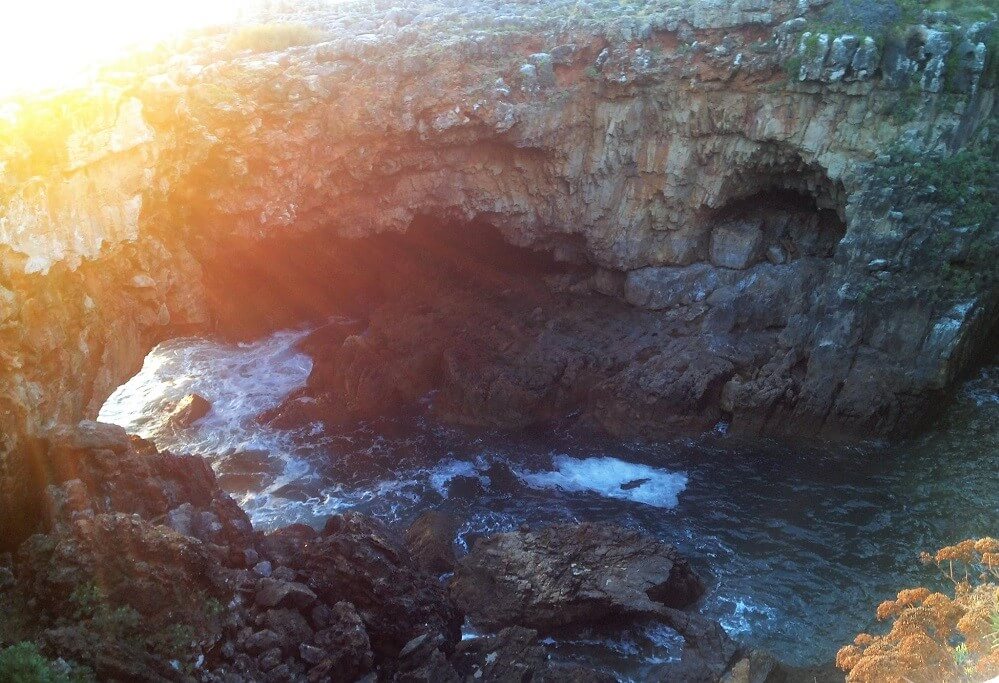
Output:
896,0,999,24
889,78,923,121
875,135,997,228
784,0,999,81
873,126,998,297
0,643,92,683
227,22,328,54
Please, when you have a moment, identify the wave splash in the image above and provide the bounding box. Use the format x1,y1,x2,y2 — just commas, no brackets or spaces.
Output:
518,455,688,509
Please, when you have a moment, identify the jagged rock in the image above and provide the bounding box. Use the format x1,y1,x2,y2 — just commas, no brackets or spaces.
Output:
168,393,212,426
281,512,462,659
405,510,459,574
392,632,460,682
12,512,231,679
449,523,704,632
309,601,374,681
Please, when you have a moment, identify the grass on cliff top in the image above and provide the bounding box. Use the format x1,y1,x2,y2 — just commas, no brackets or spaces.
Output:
798,0,998,47
227,22,328,54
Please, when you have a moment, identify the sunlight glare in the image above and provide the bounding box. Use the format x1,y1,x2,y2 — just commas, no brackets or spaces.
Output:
0,0,251,96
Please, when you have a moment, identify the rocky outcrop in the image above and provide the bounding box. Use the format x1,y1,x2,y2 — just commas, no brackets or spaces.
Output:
0,1,996,453
5,422,714,681
405,510,459,575
450,523,705,631
453,626,617,683
449,522,747,681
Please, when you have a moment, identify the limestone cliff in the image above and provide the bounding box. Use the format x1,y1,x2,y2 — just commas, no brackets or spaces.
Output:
0,0,996,464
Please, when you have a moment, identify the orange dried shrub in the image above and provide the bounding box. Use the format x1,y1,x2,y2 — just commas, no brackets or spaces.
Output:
838,538,999,683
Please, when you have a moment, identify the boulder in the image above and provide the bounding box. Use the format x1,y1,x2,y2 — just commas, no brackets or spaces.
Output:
449,522,704,632
43,420,130,453
168,393,212,426
709,219,764,269
309,601,375,681
405,511,459,574
255,577,318,609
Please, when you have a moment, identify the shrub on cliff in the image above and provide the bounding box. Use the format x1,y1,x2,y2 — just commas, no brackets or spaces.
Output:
837,538,999,682
0,642,92,683
227,22,327,53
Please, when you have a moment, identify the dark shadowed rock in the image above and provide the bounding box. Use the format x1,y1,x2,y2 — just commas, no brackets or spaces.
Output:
255,577,318,609
168,393,212,427
449,522,704,632
454,626,617,682
309,601,374,681
405,510,459,574
280,512,463,660
12,512,232,680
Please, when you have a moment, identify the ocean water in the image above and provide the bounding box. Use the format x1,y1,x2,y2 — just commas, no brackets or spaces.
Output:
99,329,999,677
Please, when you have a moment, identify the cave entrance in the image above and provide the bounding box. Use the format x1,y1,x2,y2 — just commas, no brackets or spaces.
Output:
198,216,579,342
706,188,847,265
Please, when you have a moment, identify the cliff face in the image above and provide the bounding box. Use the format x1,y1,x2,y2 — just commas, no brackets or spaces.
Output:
0,0,996,459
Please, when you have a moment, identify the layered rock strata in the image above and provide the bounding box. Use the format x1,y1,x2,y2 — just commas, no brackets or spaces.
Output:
0,1,996,458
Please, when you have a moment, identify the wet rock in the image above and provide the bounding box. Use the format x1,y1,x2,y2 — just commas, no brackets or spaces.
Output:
449,522,704,632
454,626,616,682
654,606,743,681
168,393,212,427
405,511,459,575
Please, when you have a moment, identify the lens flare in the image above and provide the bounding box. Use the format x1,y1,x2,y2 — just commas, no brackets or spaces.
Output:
0,0,249,96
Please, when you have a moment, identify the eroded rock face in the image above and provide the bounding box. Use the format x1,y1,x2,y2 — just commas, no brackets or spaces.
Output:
0,0,995,456
449,522,705,632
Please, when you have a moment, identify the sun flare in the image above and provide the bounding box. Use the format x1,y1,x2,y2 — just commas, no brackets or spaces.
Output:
0,0,249,96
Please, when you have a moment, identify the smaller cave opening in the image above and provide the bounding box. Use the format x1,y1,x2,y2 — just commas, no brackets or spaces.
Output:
705,188,847,266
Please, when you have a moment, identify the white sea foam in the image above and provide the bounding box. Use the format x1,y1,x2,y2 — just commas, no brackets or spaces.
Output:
518,455,688,508
98,328,315,524
712,594,777,636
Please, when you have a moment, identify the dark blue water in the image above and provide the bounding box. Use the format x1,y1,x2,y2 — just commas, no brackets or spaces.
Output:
101,333,999,677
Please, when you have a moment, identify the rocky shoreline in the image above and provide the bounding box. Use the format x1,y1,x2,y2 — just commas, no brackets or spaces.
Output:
0,0,996,679
0,419,835,682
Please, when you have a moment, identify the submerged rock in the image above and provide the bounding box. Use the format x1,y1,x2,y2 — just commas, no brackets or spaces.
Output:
449,522,705,631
